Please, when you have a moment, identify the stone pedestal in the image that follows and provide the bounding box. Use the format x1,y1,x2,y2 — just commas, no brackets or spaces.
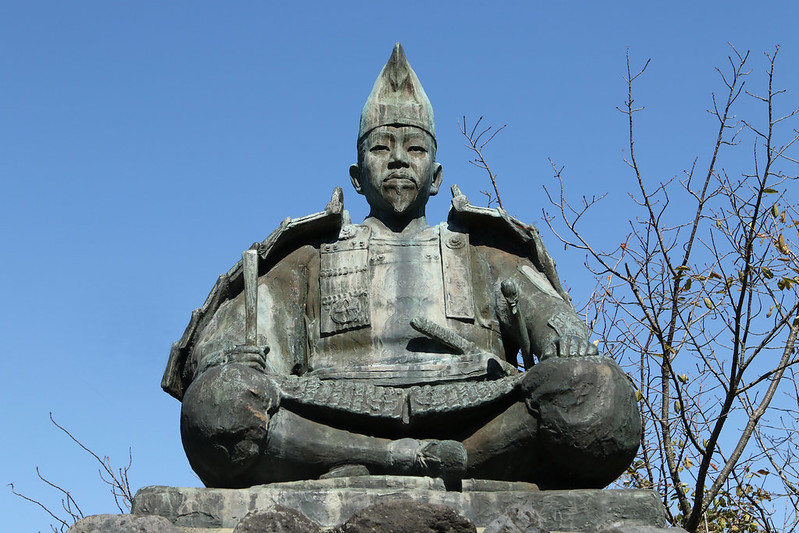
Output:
131,477,666,532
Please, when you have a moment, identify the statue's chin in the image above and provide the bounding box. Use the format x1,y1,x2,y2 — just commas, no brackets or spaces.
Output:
388,198,415,214
382,184,418,215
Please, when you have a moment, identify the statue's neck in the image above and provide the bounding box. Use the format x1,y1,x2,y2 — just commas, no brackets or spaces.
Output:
363,215,430,238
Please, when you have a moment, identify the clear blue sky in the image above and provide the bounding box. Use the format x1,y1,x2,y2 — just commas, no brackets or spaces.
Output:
3,2,799,531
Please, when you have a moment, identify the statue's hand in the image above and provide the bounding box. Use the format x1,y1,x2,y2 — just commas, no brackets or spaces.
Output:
197,342,274,375
550,334,599,358
226,344,272,371
542,311,599,359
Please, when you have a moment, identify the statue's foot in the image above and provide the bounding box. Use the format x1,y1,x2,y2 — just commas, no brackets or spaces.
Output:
419,440,467,489
388,438,467,488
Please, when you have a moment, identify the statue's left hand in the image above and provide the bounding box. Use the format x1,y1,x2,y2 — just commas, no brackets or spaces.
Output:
550,334,599,358
542,311,599,358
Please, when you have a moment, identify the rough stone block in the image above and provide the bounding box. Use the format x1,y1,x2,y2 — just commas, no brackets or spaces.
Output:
333,500,475,532
131,477,666,531
233,505,322,533
68,513,181,532
483,504,548,533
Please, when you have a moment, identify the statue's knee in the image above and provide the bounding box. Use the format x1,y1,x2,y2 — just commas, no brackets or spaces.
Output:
180,365,279,487
521,356,641,487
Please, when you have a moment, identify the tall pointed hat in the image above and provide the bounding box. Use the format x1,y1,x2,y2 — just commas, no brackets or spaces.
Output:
358,43,435,145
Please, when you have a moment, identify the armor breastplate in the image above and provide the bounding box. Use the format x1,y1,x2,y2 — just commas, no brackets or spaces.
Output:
315,223,491,385
320,225,475,335
368,229,445,356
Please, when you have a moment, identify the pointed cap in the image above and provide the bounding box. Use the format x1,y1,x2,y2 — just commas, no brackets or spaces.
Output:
358,43,435,146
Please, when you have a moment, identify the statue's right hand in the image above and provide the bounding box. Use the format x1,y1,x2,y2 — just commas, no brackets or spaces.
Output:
196,342,273,375
226,345,271,371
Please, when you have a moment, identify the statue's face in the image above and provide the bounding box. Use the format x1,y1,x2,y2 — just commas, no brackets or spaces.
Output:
351,125,442,218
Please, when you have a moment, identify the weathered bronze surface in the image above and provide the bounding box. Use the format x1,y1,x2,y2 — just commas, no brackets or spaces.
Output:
163,43,641,490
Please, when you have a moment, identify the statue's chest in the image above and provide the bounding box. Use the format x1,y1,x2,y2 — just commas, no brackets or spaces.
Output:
313,224,485,383
367,236,445,342
319,225,474,338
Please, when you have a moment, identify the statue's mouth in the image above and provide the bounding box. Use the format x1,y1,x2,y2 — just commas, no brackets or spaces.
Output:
383,173,417,187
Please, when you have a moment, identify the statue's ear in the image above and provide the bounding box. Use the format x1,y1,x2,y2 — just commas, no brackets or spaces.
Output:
429,163,443,196
349,164,363,194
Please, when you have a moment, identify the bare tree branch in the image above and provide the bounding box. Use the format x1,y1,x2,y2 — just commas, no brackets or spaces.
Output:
542,44,799,532
459,116,507,210
10,413,135,530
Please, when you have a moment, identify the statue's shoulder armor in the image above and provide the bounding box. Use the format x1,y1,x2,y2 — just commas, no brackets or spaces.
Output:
446,184,569,302
162,188,348,400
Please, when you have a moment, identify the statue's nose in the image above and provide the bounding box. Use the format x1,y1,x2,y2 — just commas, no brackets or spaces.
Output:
388,147,410,168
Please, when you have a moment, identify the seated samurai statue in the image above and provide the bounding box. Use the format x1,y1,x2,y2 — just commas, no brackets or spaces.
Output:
162,44,641,490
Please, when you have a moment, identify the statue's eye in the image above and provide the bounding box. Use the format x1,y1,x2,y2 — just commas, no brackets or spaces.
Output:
408,145,427,153
370,144,390,153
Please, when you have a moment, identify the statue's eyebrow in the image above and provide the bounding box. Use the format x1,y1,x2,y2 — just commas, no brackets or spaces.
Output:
370,131,394,144
403,132,427,144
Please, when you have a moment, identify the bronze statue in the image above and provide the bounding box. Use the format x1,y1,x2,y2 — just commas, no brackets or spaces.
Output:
162,44,641,490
